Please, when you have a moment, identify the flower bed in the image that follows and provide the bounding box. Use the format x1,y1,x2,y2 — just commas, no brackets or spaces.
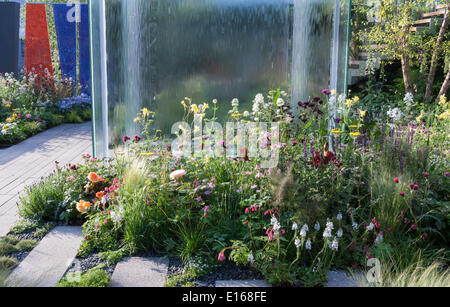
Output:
12,90,450,287
0,72,91,146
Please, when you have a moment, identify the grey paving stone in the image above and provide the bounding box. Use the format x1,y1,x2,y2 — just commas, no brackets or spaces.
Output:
5,226,83,287
215,280,271,287
325,270,359,287
111,257,169,287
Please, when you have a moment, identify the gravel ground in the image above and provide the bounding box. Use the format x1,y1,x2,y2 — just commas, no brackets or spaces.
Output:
66,253,117,277
167,258,265,287
4,228,47,263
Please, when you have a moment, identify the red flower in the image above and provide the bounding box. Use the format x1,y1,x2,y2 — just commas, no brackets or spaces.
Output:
134,135,142,142
123,135,131,143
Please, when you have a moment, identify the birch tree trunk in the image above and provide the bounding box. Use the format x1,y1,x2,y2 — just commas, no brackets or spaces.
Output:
424,4,450,101
436,68,450,102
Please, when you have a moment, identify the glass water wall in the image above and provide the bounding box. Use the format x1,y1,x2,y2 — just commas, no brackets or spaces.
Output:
90,0,351,157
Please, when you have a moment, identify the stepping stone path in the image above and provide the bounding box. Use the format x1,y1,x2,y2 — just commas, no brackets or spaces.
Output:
6,226,83,287
111,257,169,287
0,122,92,237
216,280,271,287
325,271,359,287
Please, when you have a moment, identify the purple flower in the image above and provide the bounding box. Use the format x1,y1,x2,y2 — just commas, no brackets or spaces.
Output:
196,196,203,202
335,117,341,123
444,172,449,177
251,185,257,189
322,89,331,95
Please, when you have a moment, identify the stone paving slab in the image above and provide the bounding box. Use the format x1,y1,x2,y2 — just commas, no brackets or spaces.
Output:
5,226,83,287
215,280,271,287
325,271,359,287
111,257,169,287
0,122,92,236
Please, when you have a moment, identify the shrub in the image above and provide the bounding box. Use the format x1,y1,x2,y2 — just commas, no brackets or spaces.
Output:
19,174,66,222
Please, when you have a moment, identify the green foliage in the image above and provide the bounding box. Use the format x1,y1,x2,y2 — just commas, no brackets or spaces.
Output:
57,264,110,288
19,174,67,223
0,257,19,272
0,236,37,256
98,247,130,265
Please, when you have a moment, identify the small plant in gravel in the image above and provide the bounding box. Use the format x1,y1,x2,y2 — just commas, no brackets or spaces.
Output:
9,220,40,234
0,256,19,271
0,236,37,256
33,222,57,239
98,247,130,265
166,257,219,287
57,264,110,287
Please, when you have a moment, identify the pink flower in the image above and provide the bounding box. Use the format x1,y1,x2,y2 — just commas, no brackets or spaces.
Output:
413,184,419,190
422,233,428,240
103,220,108,225
411,224,417,229
251,204,258,212
123,135,131,143
133,135,142,142
408,184,414,190
245,208,250,214
400,192,405,197
424,173,429,178
218,252,226,262
394,177,399,183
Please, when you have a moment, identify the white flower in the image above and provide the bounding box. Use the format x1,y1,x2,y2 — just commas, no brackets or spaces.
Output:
292,222,298,231
302,224,309,232
337,212,343,221
300,228,307,238
295,237,301,248
231,98,239,107
243,111,250,117
330,237,339,251
367,223,375,231
352,222,358,230
276,98,285,107
374,233,384,245
254,93,264,105
270,216,278,226
337,228,343,238
247,252,255,264
323,227,332,238
387,107,403,122
273,222,281,231
326,220,334,231
314,222,320,231
305,239,312,250
403,93,414,105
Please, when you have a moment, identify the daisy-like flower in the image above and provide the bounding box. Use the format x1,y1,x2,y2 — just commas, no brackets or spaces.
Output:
276,98,285,107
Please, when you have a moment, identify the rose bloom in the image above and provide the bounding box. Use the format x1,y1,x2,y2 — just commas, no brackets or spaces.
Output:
88,172,104,183
170,169,186,180
96,191,105,199
76,200,91,213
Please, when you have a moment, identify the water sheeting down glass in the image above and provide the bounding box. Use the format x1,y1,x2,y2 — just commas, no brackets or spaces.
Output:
90,0,351,157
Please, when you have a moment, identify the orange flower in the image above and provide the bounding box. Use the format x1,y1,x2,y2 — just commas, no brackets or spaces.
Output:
76,200,92,213
88,172,104,183
96,191,105,199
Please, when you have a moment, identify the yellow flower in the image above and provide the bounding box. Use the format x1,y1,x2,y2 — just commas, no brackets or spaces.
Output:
134,117,141,123
140,152,155,156
191,104,199,114
231,113,243,118
331,89,336,95
352,96,360,103
439,95,447,106
349,125,358,128
359,110,367,117
437,110,449,120
350,132,361,137
181,100,187,108
142,108,150,118
331,129,343,134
